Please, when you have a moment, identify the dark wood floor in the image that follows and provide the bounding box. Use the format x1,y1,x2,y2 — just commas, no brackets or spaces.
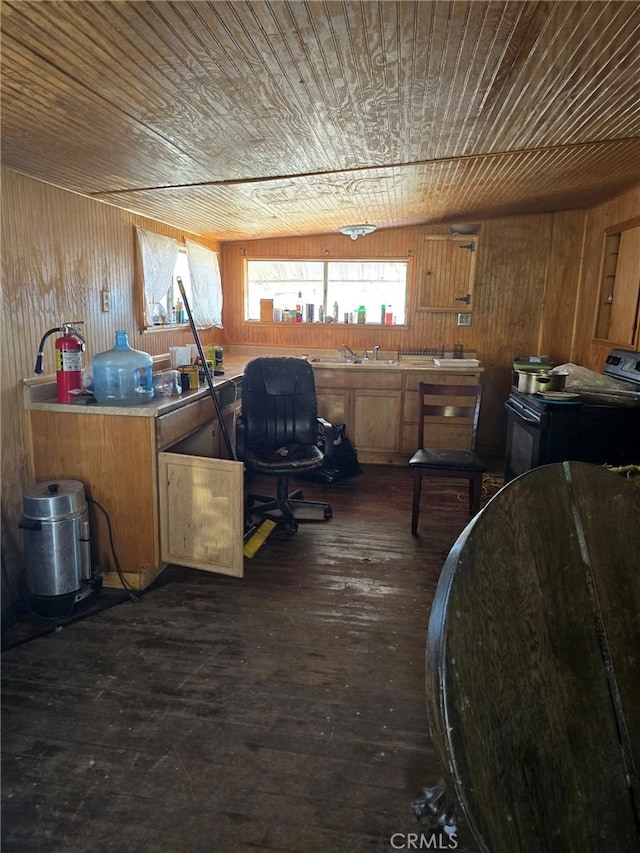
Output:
2,465,497,853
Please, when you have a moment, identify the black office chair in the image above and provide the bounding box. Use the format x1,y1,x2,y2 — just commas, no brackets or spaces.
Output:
409,382,486,534
236,357,333,532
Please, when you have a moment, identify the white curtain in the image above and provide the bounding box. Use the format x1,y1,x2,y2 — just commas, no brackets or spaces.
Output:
186,239,223,329
136,227,179,326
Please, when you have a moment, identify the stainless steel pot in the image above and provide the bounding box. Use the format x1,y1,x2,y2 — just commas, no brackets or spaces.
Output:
517,371,567,394
19,479,94,618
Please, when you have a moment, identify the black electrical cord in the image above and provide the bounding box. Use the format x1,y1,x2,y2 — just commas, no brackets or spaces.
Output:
87,498,140,602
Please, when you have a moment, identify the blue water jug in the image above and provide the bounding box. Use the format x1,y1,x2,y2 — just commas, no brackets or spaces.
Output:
92,330,154,406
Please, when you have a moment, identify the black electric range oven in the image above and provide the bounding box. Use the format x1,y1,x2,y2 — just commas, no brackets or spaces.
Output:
504,349,640,482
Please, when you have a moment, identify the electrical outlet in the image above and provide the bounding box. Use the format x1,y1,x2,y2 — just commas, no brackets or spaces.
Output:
101,290,111,312
457,312,472,326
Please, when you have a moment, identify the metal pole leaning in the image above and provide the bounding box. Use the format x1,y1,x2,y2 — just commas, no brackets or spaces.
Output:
176,278,235,461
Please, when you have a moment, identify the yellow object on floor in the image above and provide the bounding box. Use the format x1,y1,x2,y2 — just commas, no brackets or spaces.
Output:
243,519,277,558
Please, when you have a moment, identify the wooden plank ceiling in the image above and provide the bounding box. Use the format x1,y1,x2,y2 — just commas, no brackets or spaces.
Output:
2,0,639,241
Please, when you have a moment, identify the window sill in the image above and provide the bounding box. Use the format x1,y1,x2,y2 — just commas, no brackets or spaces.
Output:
243,320,404,328
142,323,190,334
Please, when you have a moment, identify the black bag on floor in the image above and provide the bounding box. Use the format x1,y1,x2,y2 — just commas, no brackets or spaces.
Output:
311,423,363,483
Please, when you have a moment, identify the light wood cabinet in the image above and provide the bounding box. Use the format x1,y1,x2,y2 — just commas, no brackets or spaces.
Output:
316,387,350,429
158,451,243,577
595,223,640,350
313,364,481,465
314,367,402,464
354,389,402,457
27,381,244,590
417,235,479,312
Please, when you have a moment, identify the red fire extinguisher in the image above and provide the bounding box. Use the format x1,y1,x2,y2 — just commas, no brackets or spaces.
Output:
35,322,86,403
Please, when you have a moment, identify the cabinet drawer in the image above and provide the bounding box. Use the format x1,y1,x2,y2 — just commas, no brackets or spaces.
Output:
403,371,480,391
351,370,403,390
313,367,402,390
312,369,355,390
156,396,215,450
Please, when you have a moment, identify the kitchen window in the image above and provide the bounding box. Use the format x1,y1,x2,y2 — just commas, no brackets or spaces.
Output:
137,227,222,330
150,249,192,325
245,260,408,324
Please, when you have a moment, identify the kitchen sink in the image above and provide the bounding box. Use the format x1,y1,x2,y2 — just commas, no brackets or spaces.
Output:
308,357,398,366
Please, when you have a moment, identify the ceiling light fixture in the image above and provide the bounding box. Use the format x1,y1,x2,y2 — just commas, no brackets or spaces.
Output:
450,223,479,235
339,224,377,240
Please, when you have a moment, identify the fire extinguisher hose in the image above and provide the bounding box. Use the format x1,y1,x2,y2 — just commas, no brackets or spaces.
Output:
34,327,64,374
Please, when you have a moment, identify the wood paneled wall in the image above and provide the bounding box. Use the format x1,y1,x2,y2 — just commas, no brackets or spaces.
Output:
221,211,586,453
1,168,221,590
3,167,637,591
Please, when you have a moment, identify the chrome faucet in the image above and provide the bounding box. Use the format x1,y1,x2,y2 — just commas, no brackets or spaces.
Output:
341,344,358,362
373,345,380,361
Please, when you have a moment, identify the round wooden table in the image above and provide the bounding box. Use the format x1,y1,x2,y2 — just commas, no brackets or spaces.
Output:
425,462,640,852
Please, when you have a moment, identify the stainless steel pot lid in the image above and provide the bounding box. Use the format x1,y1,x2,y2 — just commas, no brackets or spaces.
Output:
22,479,87,520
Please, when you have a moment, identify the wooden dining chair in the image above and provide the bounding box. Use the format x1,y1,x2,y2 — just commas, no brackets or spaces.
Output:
409,382,486,534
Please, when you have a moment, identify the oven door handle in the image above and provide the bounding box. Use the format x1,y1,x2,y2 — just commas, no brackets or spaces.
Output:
505,399,539,424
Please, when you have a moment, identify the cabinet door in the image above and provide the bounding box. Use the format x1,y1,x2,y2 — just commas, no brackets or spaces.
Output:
608,226,640,347
418,235,478,311
317,389,350,426
354,390,401,452
158,452,244,577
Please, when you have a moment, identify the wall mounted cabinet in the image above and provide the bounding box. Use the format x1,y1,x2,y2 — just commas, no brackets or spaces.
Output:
417,235,479,312
595,222,640,350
